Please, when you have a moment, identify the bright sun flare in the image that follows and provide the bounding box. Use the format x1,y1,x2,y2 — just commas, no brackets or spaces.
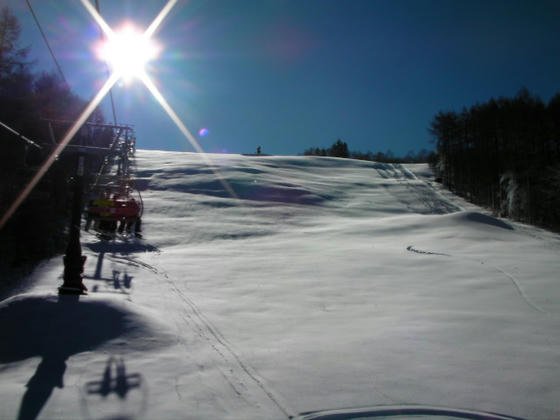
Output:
98,24,159,81
0,0,238,230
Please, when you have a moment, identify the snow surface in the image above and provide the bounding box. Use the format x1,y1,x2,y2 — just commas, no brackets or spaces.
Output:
1,150,560,420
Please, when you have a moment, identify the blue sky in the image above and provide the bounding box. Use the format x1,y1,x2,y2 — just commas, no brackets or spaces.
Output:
10,0,560,156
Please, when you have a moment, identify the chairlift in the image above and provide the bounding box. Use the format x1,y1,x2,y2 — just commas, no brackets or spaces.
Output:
85,183,143,239
78,119,141,240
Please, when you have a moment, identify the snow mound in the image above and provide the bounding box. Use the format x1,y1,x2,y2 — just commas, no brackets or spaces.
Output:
0,293,175,363
444,211,514,230
136,153,337,205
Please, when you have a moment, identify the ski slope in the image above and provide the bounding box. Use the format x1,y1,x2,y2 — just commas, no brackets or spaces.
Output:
1,150,559,420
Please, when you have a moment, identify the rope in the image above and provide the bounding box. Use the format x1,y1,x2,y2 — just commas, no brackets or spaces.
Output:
0,120,42,149
25,0,67,85
94,0,118,126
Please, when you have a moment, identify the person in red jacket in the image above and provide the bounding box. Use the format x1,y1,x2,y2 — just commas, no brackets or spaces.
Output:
115,197,141,237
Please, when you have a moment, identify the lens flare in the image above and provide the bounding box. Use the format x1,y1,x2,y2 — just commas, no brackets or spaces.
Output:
0,0,238,229
97,24,159,82
84,0,237,202
0,72,120,229
139,72,238,199
199,128,209,137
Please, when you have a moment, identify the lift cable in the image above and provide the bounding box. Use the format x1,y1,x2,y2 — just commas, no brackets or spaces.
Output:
25,0,67,85
94,0,118,126
91,127,124,190
21,2,142,240
0,120,43,149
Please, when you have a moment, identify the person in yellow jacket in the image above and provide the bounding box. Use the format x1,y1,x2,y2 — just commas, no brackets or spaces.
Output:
85,193,115,232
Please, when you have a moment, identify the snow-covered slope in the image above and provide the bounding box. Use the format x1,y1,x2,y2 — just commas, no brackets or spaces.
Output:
1,150,559,420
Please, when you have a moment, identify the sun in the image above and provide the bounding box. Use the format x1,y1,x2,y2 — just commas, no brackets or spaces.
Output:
98,23,159,81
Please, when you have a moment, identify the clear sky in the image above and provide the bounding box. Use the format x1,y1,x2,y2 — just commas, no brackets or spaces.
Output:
9,0,560,156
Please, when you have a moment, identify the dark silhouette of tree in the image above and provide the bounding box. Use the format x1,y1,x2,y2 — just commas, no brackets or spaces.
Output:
0,6,106,277
33,72,86,122
429,89,560,231
0,6,29,78
304,140,433,164
328,139,349,158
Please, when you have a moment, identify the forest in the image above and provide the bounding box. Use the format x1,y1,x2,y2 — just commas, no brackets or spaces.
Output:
303,139,434,163
305,89,560,232
429,88,560,231
0,6,109,278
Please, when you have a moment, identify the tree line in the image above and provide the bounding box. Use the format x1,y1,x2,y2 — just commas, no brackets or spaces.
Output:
429,88,560,231
303,139,434,163
0,6,108,275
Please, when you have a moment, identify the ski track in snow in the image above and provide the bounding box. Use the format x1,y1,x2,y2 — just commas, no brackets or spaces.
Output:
105,251,295,419
405,245,548,315
110,158,550,416
375,163,462,215
394,166,549,316
492,265,548,315
6,154,559,420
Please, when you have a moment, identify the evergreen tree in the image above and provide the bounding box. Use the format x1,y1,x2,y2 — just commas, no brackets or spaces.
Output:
0,6,106,273
429,89,560,230
328,139,349,158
